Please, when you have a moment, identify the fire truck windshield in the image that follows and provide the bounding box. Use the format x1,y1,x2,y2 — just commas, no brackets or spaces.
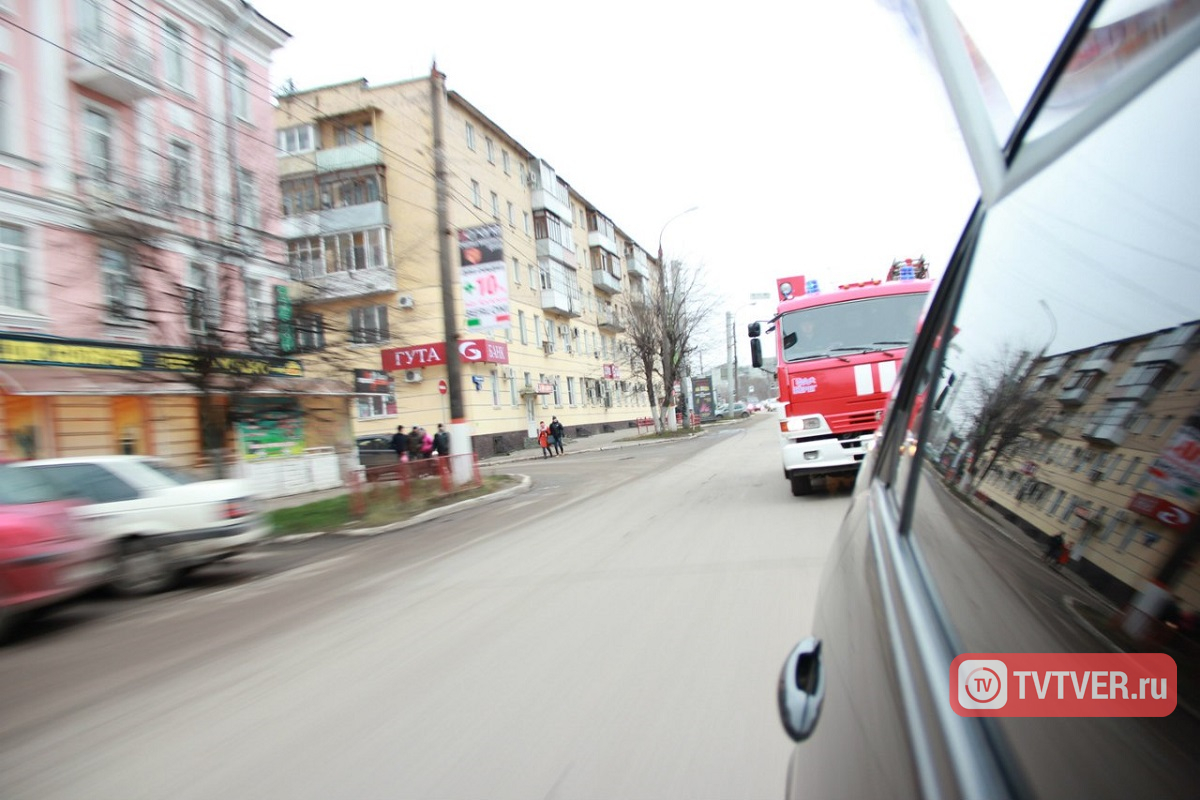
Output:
780,293,928,363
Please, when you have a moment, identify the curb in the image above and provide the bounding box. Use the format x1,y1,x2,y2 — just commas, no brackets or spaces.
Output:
478,430,706,468
271,474,533,543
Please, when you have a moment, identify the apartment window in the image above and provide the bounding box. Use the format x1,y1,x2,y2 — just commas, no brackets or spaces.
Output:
491,191,499,218
1130,414,1150,434
327,229,388,273
349,305,389,344
533,315,541,346
1118,362,1176,392
287,237,322,280
185,263,218,334
507,201,515,226
1153,416,1174,437
502,151,510,174
167,140,193,206
277,125,315,154
471,180,481,207
527,264,535,286
509,369,518,406
236,168,257,228
244,278,268,339
491,370,500,406
485,137,495,163
465,122,475,150
512,257,521,286
0,224,28,310
567,377,576,405
319,172,382,208
83,108,113,180
100,247,140,321
294,313,325,352
518,310,527,344
523,211,531,235
552,377,561,405
1118,456,1142,485
334,122,373,145
163,21,186,89
280,179,317,216
230,60,250,121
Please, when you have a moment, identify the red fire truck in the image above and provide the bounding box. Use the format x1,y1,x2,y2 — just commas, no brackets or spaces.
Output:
748,258,934,496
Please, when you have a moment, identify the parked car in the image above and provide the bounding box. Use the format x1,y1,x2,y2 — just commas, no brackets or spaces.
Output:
356,433,400,468
778,4,1200,798
0,463,112,642
9,456,270,596
715,402,751,419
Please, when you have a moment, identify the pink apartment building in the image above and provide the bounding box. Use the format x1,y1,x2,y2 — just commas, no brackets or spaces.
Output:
0,1,351,487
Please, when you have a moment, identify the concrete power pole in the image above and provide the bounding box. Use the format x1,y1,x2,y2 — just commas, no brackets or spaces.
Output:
431,64,471,478
725,311,734,407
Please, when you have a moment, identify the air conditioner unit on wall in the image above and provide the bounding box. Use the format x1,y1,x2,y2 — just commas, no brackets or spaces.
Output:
397,295,415,309
404,369,423,383
542,341,555,355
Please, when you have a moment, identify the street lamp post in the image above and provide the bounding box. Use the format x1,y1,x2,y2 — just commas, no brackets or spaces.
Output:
656,206,698,432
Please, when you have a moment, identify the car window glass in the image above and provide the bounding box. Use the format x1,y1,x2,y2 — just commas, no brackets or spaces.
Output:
137,460,199,487
898,44,1200,798
32,464,141,504
0,465,65,504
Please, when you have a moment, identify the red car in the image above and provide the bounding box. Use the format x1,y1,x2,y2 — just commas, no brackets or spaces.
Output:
0,463,112,643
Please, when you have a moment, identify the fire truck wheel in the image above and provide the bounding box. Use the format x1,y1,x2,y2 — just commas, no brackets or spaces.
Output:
790,474,814,496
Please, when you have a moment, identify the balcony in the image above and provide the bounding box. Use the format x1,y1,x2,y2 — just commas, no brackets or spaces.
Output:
592,269,622,295
1057,386,1091,406
71,27,158,102
289,264,397,303
282,201,390,238
536,236,577,268
1082,421,1128,447
1037,415,1067,438
625,247,650,278
76,173,178,234
531,183,571,222
598,309,624,332
277,141,384,179
1135,326,1197,366
540,288,579,317
1108,382,1158,403
587,227,619,256
1078,352,1115,374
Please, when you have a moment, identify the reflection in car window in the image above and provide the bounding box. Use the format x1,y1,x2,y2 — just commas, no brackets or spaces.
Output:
136,460,199,488
899,43,1200,799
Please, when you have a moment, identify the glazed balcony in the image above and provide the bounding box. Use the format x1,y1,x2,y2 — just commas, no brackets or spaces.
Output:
71,27,158,103
540,288,579,317
592,269,622,295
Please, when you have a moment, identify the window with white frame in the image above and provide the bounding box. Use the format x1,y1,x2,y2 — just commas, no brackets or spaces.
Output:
230,60,250,121
491,370,500,406
518,310,527,344
244,278,268,339
236,167,258,228
485,137,495,163
83,108,114,180
533,314,541,346
509,369,518,405
491,192,500,218
527,263,535,286
277,125,315,154
471,180,481,207
567,376,576,405
334,122,373,145
295,313,325,352
552,377,561,405
163,20,187,89
280,179,317,216
100,246,140,322
0,224,29,310
465,121,475,150
502,150,510,174
327,228,388,273
523,211,530,235
507,201,515,226
512,256,520,286
185,262,218,334
349,304,389,344
168,140,193,206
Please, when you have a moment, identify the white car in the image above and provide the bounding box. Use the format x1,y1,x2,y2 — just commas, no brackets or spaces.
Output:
10,456,270,595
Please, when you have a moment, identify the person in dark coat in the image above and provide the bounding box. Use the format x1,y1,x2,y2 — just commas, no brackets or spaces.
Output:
549,416,565,455
390,425,407,461
408,426,424,460
433,424,450,456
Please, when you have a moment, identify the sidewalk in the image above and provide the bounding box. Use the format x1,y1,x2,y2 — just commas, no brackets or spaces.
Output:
261,424,706,513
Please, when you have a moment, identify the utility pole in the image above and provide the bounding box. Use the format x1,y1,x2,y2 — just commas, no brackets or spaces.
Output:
431,64,470,473
725,311,734,406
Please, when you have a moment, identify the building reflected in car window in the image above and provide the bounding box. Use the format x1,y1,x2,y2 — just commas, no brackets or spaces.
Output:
899,40,1200,800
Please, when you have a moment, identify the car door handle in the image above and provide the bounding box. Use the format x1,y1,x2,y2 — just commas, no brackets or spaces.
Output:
778,636,825,742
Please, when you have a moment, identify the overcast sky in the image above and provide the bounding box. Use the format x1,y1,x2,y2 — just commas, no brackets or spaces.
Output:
250,0,1082,364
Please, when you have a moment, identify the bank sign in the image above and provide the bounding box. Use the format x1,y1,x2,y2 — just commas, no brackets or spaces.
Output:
380,339,510,371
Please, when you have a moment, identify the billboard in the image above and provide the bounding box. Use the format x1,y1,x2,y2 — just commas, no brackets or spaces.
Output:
692,376,716,420
458,224,511,330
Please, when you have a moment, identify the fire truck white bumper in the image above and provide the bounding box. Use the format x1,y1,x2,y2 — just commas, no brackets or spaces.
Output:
780,432,873,477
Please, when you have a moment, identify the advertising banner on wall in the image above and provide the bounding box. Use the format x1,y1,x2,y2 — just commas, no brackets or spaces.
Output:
235,397,305,459
354,369,397,416
1145,414,1200,510
380,339,510,371
458,224,511,330
692,376,716,420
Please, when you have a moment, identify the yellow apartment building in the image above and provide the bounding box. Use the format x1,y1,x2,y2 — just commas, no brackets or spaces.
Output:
273,74,658,457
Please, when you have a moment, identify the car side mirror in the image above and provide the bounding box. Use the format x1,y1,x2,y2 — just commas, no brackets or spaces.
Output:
747,321,761,338
750,338,763,369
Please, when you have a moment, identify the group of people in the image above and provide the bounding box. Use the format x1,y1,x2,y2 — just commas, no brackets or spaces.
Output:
538,417,565,458
390,424,450,462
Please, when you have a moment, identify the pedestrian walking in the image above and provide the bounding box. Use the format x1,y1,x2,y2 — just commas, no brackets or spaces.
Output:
421,427,435,458
1044,531,1065,566
549,416,565,455
433,424,450,457
390,425,408,462
538,421,553,458
408,426,424,461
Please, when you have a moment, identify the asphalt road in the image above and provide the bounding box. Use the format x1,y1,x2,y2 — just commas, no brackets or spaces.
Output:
0,416,851,800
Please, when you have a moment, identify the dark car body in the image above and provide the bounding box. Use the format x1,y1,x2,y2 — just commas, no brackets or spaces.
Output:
779,2,1200,798
0,464,111,642
356,434,400,468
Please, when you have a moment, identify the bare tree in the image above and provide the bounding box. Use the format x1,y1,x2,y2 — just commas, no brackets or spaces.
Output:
621,294,662,427
961,346,1044,489
656,257,718,431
